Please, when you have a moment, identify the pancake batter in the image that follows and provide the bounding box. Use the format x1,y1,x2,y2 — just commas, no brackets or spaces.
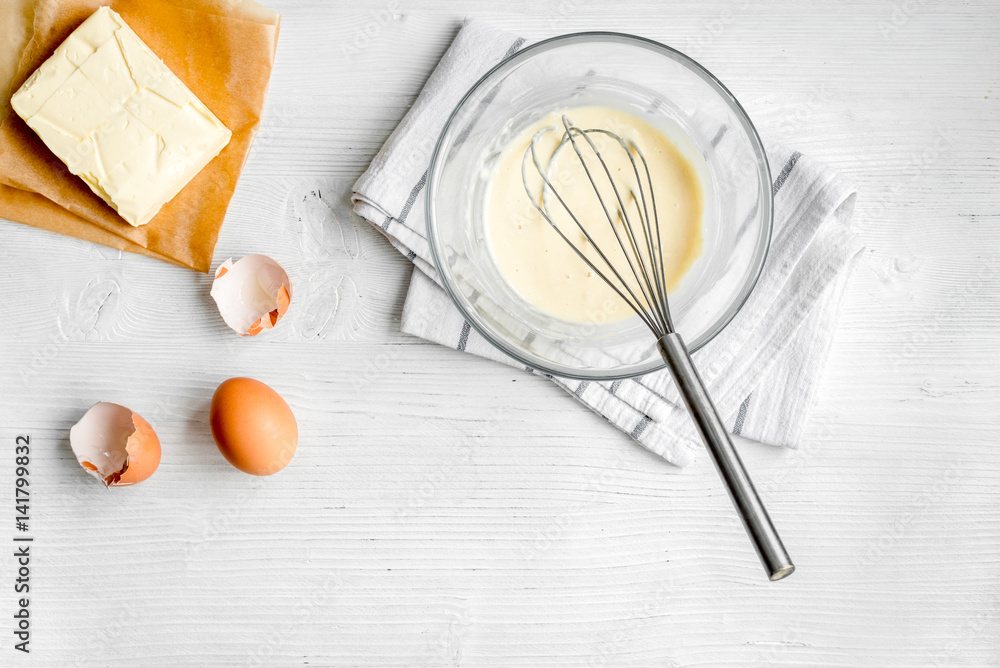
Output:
487,106,703,324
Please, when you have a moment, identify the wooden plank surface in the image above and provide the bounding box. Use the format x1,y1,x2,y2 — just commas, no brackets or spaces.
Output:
1,0,998,665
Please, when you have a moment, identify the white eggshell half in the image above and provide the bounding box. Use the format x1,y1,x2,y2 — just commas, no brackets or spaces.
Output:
210,254,293,336
68,402,161,487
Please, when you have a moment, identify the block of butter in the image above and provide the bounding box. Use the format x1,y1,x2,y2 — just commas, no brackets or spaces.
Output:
10,7,232,227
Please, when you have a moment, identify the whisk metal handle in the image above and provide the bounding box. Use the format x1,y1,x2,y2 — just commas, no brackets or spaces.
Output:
657,333,795,581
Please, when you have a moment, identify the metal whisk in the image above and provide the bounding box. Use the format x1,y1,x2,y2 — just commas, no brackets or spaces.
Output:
522,115,794,581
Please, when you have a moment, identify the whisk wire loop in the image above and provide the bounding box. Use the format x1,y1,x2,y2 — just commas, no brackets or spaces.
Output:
522,117,682,337
522,127,659,333
629,144,674,333
558,119,666,334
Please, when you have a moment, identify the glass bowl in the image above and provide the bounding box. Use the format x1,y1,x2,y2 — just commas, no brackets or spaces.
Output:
426,32,772,380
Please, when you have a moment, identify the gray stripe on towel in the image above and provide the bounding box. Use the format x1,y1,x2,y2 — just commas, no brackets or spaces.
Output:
772,152,802,197
733,393,752,436
457,321,472,351
398,170,427,224
630,415,652,439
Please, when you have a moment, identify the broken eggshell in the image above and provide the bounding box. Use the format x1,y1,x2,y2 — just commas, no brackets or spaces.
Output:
210,254,292,336
69,402,161,487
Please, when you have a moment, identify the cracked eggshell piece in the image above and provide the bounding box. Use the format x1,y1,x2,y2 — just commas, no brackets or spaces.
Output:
210,255,292,336
69,402,161,487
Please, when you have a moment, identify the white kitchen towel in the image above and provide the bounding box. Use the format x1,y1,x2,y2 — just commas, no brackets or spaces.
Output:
352,20,863,466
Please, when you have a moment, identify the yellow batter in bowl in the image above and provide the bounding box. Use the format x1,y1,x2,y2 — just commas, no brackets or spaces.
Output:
487,106,704,324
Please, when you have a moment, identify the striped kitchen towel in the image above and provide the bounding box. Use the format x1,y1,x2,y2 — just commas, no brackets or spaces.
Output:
352,20,862,466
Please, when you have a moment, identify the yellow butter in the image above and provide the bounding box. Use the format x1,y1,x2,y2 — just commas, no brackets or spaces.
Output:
10,7,231,227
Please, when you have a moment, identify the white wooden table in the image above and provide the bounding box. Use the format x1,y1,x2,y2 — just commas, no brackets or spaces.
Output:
1,1,998,665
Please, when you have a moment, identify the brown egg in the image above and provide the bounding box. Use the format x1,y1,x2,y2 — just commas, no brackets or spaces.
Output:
209,377,298,476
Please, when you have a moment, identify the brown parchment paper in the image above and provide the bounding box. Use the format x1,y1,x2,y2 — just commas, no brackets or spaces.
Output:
0,0,280,272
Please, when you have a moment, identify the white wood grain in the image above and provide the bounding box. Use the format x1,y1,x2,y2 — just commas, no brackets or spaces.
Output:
1,0,998,665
